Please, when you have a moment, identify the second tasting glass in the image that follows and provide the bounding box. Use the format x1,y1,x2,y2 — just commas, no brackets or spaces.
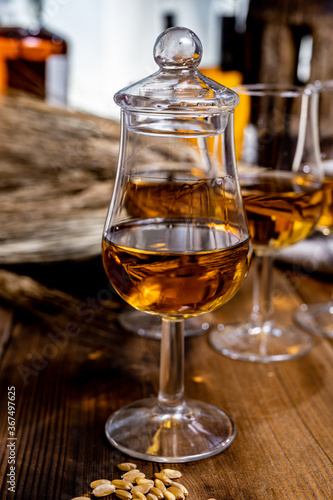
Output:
294,80,333,338
209,84,323,362
102,27,251,462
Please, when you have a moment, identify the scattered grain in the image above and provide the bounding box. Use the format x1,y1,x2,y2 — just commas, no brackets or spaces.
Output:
137,478,154,488
170,483,188,496
164,491,176,500
154,473,172,486
122,470,146,483
132,492,147,500
150,486,164,499
115,490,132,499
154,479,166,492
167,486,185,499
90,480,112,489
92,482,116,497
111,479,132,490
147,495,159,500
161,470,182,480
117,463,138,472
132,484,152,495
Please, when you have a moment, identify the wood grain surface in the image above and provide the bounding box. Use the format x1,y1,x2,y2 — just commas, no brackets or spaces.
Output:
0,261,332,500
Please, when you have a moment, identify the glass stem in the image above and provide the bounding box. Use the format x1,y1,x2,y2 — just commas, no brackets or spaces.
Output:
158,318,185,410
250,254,274,331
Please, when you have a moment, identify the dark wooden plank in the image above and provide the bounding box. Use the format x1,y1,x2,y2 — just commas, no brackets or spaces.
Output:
280,264,333,305
0,265,332,499
0,311,159,500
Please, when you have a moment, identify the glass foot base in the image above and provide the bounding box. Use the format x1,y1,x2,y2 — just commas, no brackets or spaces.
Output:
118,309,210,339
105,397,236,463
209,323,313,363
294,302,333,338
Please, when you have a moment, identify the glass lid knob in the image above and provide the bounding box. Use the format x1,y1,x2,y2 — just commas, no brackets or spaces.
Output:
114,26,239,135
153,26,202,69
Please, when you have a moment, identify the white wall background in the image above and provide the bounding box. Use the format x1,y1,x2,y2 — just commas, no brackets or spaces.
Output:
41,0,231,118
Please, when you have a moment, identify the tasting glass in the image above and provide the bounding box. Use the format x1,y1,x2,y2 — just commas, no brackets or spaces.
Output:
209,84,323,362
294,80,333,338
102,27,251,462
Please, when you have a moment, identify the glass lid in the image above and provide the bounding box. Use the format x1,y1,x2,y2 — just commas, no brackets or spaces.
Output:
114,26,239,115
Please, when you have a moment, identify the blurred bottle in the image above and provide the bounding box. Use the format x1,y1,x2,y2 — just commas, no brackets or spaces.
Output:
200,7,248,161
0,0,68,105
159,0,248,160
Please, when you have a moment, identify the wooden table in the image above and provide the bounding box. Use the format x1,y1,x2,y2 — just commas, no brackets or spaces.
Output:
0,258,332,500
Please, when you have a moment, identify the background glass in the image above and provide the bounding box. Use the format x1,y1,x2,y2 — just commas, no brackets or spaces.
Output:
209,84,323,362
294,80,333,338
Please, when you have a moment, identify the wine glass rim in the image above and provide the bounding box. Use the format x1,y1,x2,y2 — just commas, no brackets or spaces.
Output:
233,83,308,97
